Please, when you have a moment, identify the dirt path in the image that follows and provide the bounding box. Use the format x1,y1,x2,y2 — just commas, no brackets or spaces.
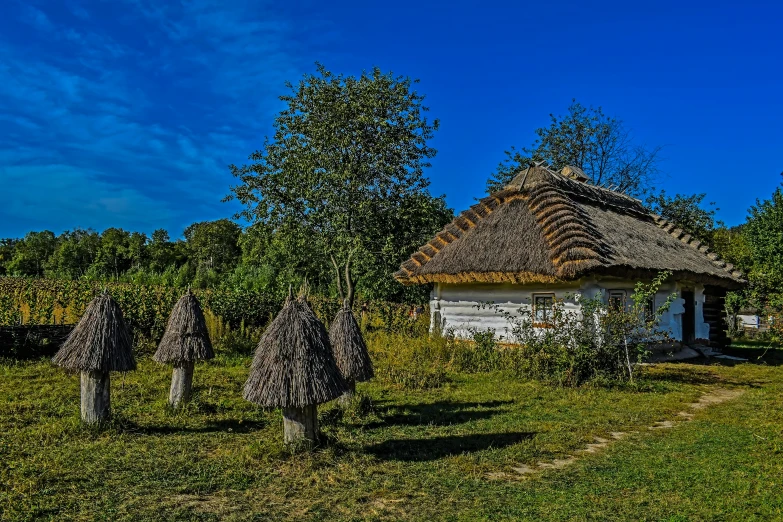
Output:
488,387,745,481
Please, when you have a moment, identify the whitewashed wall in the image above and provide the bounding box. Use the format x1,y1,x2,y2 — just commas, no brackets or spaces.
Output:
429,282,582,341
429,278,708,343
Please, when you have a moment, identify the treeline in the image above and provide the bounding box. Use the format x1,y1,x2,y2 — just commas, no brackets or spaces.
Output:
0,212,450,304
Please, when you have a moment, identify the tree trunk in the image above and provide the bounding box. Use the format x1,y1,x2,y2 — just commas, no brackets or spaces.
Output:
81,370,110,423
330,255,345,301
338,379,356,408
282,405,318,445
344,248,358,307
169,361,194,408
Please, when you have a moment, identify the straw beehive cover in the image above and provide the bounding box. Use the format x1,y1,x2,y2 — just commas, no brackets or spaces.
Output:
154,291,214,365
329,302,373,382
244,295,346,408
53,291,136,372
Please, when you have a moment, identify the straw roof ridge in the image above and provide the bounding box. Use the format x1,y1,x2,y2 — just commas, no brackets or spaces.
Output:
244,296,346,408
52,292,136,372
328,302,374,382
395,164,744,288
154,291,215,365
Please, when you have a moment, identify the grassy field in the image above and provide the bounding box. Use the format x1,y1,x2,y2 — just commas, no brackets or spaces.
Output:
1,348,782,521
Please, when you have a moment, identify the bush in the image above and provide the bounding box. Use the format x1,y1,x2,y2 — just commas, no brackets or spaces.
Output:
487,272,675,386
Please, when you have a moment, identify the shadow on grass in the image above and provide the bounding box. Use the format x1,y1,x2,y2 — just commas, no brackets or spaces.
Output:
366,431,534,461
112,417,267,435
644,365,725,386
363,400,513,429
712,346,783,367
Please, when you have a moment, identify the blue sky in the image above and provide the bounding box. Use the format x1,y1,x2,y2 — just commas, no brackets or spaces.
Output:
1,0,781,238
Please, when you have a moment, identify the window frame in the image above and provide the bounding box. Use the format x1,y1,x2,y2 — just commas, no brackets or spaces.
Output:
532,293,556,327
642,295,656,323
608,289,627,311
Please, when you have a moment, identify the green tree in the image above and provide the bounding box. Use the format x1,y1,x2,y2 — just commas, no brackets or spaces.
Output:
712,225,753,273
92,228,133,279
0,239,18,275
358,192,452,302
46,229,101,279
487,101,661,197
229,64,445,305
147,229,175,273
743,176,783,304
127,232,148,271
645,190,718,244
6,231,57,276
236,222,329,297
183,219,241,273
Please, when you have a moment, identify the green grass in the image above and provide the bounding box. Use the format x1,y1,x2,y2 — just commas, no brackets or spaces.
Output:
1,352,782,521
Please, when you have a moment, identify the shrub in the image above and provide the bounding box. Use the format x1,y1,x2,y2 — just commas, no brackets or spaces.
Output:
486,272,675,386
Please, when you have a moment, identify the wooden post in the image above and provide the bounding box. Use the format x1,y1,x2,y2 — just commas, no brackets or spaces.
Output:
338,379,356,408
169,361,195,408
282,405,318,445
81,370,110,423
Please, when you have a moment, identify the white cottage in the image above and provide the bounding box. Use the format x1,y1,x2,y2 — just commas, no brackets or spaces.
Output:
395,165,744,347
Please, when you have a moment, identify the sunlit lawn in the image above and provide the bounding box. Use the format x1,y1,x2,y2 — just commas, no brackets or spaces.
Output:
1,349,782,521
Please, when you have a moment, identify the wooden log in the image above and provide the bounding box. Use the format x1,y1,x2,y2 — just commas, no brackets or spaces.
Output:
81,370,110,423
338,379,356,408
282,405,318,445
169,361,195,408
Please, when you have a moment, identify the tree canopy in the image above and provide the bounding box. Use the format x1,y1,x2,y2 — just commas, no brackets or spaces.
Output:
645,191,718,244
742,177,783,305
228,64,451,304
487,101,661,197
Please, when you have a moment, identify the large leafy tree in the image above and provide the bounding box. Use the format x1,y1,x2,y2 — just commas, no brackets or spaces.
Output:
488,101,661,197
229,64,449,305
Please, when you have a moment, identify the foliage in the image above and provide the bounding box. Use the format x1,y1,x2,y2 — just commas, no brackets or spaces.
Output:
5,231,57,277
0,239,17,275
723,291,747,338
228,63,450,305
486,272,675,386
487,100,661,197
90,227,143,279
183,219,241,274
645,190,718,244
711,225,753,272
743,177,783,305
44,228,102,279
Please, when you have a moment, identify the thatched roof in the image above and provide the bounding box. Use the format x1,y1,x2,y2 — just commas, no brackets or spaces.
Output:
52,291,136,372
243,295,346,408
329,302,374,382
396,165,745,289
154,290,214,365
